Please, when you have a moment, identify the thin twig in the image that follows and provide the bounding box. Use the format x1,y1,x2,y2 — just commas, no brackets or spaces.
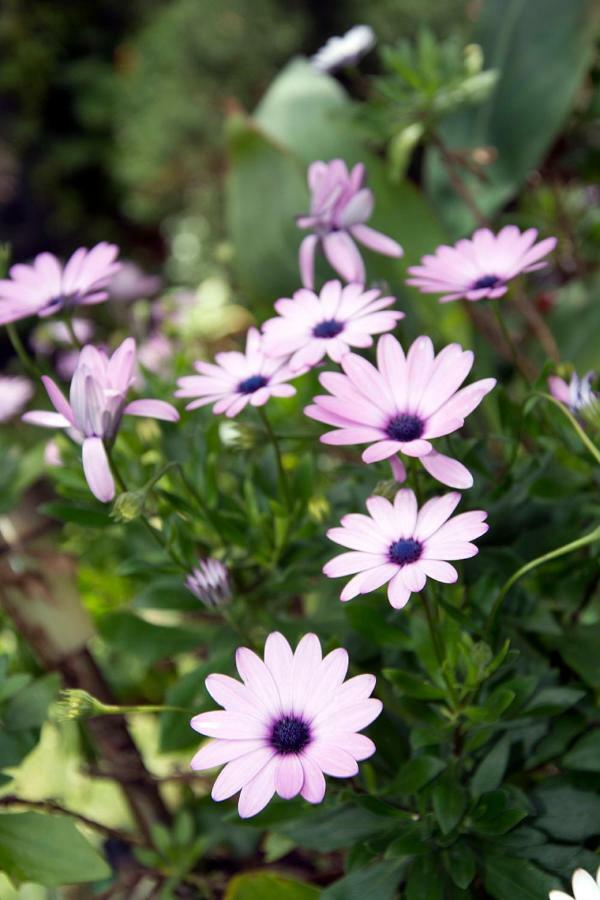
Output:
0,795,146,845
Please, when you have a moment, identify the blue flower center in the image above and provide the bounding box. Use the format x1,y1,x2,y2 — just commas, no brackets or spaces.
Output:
472,274,501,290
313,319,344,339
386,413,424,442
270,715,311,754
238,374,269,394
389,538,422,566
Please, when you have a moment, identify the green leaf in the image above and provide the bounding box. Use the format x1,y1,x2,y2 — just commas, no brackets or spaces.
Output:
275,805,394,853
393,755,446,794
38,501,112,528
472,788,529,836
384,821,430,859
523,686,585,716
533,776,600,841
471,735,511,797
555,624,600,688
426,0,595,233
97,611,205,666
3,674,59,731
483,852,557,900
563,729,600,772
321,861,403,900
406,854,444,900
224,871,319,900
445,843,476,889
432,769,467,834
0,812,110,886
383,669,445,700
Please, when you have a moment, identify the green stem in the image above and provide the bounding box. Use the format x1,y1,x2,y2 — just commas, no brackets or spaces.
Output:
492,303,531,384
485,525,600,637
419,591,458,708
258,407,291,508
6,323,42,379
63,314,83,350
173,462,225,542
538,392,600,466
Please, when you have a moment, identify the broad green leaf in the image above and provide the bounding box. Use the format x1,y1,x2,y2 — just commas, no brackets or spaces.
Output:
555,624,600,688
322,861,404,900
383,669,445,700
97,611,205,665
3,674,59,731
393,755,446,794
471,735,511,797
432,769,467,834
0,812,110,886
224,871,319,899
275,805,394,853
533,777,600,842
472,788,529,836
406,854,444,900
483,852,557,900
425,0,595,233
38,501,112,528
563,730,600,772
445,843,476,889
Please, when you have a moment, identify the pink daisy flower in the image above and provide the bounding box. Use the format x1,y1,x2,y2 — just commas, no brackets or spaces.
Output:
548,371,597,416
23,337,179,503
324,488,488,609
304,333,496,489
261,280,404,371
297,160,403,289
0,375,34,423
0,243,121,325
175,327,303,418
406,226,557,303
190,632,381,819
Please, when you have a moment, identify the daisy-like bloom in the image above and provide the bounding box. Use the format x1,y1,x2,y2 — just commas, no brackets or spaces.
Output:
297,160,403,290
190,632,381,818
550,867,600,900
175,327,303,418
0,243,121,325
549,371,597,416
324,488,488,609
305,333,496,489
262,280,404,372
311,24,376,73
406,226,557,303
0,375,34,423
186,558,231,608
23,338,179,503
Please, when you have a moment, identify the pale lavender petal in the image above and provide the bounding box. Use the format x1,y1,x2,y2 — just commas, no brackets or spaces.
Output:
41,376,75,424
190,710,267,740
237,756,278,818
388,572,411,609
548,376,570,405
82,437,115,502
124,398,180,421
400,563,427,593
419,560,458,583
414,492,462,540
275,754,304,799
350,223,403,258
22,410,71,428
300,755,326,803
190,738,265,771
235,647,281,716
420,451,473,489
212,746,274,801
322,231,365,283
306,743,359,777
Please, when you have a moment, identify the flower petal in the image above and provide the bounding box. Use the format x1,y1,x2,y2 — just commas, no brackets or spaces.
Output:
275,754,305,799
81,437,115,502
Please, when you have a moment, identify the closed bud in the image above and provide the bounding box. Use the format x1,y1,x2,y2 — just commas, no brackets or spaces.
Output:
53,689,107,721
185,558,231,608
111,490,146,522
308,495,330,523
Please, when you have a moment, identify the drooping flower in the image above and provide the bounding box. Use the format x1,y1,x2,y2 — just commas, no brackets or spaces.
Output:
323,488,488,609
0,244,121,325
406,226,556,302
175,327,303,418
550,867,600,900
262,280,404,371
186,559,231,608
0,376,34,423
297,160,403,289
548,371,597,416
304,333,496,489
311,25,376,73
190,632,381,818
23,338,179,502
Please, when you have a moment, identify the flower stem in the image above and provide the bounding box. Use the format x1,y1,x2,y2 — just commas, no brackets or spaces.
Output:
492,300,532,385
419,591,458,709
64,313,83,350
485,524,600,638
6,323,42,379
258,406,291,508
538,391,600,466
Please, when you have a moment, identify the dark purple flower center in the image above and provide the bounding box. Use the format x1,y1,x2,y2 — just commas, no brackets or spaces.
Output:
472,274,501,290
270,715,311,754
386,413,424,442
238,374,269,394
389,538,422,566
313,319,344,339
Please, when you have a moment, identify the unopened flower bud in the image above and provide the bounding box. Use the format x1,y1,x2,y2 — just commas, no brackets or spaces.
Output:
308,496,331,523
111,490,146,522
219,421,260,451
185,558,231,609
53,689,107,722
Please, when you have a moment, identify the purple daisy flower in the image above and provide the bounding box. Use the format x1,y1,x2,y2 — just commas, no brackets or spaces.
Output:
262,279,404,371
175,327,303,418
190,632,381,818
305,333,496,489
23,337,179,503
406,226,556,303
297,160,403,289
0,243,121,325
548,372,597,416
324,488,488,609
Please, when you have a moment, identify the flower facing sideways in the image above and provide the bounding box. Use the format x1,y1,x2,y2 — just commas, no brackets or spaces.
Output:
186,558,231,609
548,371,598,418
175,327,303,418
324,488,488,609
406,226,556,302
550,866,600,900
190,632,381,818
23,338,179,503
262,280,404,371
305,333,496,489
297,160,403,289
0,243,121,325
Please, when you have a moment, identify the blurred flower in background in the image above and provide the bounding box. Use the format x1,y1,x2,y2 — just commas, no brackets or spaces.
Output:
108,260,162,304
549,866,600,900
185,558,231,608
311,24,376,73
0,375,33,422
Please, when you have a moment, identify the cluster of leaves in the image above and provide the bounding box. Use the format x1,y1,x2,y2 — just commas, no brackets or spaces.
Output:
0,2,598,898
